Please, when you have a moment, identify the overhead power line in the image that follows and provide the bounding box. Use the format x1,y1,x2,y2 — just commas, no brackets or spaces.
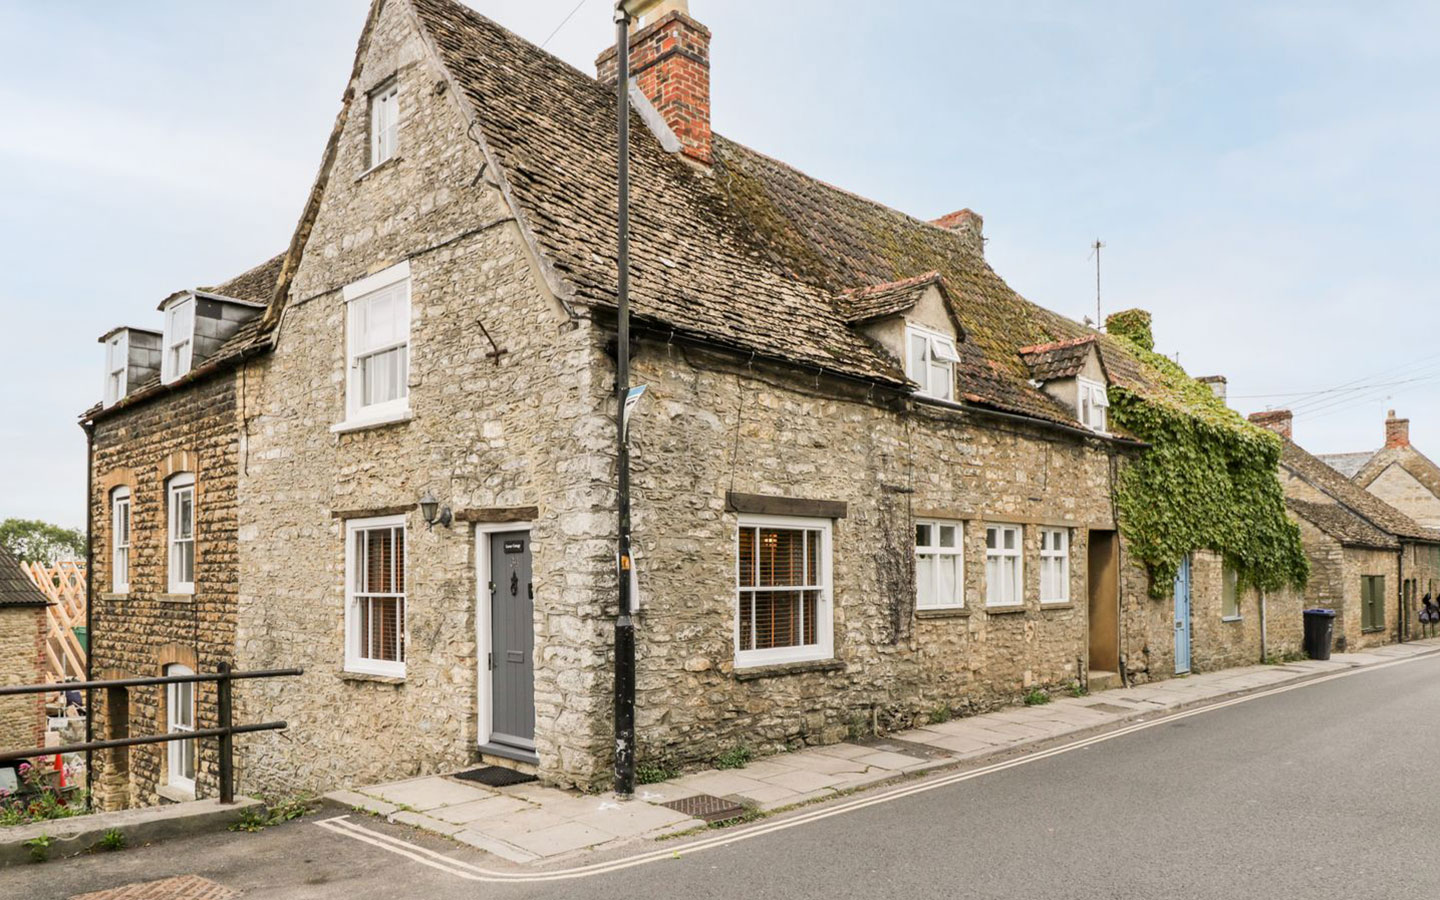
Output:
541,0,591,49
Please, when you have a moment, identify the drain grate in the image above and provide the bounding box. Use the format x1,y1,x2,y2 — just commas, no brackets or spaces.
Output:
659,792,747,823
71,875,238,900
854,736,951,760
453,765,537,788
1084,702,1134,715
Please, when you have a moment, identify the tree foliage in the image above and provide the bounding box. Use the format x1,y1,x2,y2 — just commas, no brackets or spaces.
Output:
1106,337,1309,597
0,518,86,565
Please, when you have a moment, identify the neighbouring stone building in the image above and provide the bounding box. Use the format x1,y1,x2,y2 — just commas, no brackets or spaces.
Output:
81,257,282,809
85,0,1315,804
0,546,48,757
1320,410,1440,532
1251,410,1440,650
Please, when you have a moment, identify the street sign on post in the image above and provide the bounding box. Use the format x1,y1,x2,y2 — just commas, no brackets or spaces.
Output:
623,384,647,441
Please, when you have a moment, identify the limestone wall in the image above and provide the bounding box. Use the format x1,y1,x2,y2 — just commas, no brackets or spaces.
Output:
0,605,45,755
88,372,240,809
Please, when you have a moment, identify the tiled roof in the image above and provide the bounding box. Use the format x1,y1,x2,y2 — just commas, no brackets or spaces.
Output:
836,272,948,325
1018,335,1101,383
1316,451,1376,479
407,0,1184,428
1285,498,1399,550
82,257,282,421
1352,445,1440,504
0,546,50,608
1280,439,1440,544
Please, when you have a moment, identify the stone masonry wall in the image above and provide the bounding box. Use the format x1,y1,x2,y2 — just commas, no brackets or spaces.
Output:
233,0,612,795
88,372,240,809
0,605,46,754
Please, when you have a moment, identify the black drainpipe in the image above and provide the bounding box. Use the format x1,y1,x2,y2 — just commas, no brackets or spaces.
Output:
1398,545,1406,644
81,420,95,812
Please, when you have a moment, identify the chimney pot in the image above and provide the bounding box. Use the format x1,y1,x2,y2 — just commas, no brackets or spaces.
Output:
1386,409,1410,448
597,2,712,165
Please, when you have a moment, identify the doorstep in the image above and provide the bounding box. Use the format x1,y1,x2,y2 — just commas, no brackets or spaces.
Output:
328,638,1440,866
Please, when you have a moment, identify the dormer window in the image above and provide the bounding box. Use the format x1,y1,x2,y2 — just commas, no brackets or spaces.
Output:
161,297,195,384
370,79,399,168
905,324,960,401
1078,377,1110,433
103,333,128,407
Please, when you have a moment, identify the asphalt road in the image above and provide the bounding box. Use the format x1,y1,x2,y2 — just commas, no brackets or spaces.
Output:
10,652,1440,899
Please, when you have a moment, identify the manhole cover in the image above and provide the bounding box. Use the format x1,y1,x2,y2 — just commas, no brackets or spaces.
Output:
659,793,747,823
71,875,238,900
1084,702,1134,715
453,765,537,787
854,736,951,760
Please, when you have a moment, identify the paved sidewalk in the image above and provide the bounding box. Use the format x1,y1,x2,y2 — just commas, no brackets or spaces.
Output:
327,638,1440,865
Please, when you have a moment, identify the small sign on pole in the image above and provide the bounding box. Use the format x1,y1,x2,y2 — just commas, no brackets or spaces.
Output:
622,384,647,441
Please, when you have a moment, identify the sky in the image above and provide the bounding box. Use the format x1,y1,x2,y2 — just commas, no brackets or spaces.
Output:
2,0,1438,531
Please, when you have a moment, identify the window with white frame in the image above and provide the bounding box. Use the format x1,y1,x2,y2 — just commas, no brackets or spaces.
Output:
985,524,1023,607
915,520,963,609
161,298,195,384
167,474,195,594
345,516,407,677
1222,565,1242,620
103,333,128,407
370,80,399,168
736,516,833,667
905,325,960,401
1039,528,1070,603
111,487,131,593
343,262,411,425
165,663,196,794
1078,377,1110,433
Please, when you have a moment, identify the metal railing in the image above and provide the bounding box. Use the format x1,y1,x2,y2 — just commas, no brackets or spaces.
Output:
0,664,302,804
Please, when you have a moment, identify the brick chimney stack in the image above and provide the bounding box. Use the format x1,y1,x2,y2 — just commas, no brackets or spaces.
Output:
931,209,984,257
1249,409,1293,441
597,0,712,166
1386,409,1410,448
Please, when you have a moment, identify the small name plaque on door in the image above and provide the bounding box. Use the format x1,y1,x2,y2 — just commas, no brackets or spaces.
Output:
503,540,525,554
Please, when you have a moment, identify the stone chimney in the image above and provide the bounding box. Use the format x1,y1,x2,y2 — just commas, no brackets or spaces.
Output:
1197,375,1228,404
597,0,712,165
1386,409,1410,448
1249,409,1293,441
931,208,984,257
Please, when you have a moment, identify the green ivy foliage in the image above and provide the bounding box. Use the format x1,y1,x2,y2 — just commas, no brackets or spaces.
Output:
1106,335,1309,598
1105,309,1155,351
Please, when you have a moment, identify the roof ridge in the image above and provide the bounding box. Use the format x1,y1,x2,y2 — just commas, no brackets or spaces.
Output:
837,270,944,298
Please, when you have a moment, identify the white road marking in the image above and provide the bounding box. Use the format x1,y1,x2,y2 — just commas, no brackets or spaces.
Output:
314,648,1439,884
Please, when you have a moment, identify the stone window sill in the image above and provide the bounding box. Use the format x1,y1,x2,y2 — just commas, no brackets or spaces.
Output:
156,784,196,804
734,659,846,682
331,409,413,435
916,607,970,620
340,671,406,686
99,592,128,602
355,155,403,182
1040,602,1075,611
1221,616,1243,623
157,593,193,604
985,604,1027,615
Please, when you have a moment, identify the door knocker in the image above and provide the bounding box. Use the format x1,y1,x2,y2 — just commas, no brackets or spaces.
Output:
510,571,519,597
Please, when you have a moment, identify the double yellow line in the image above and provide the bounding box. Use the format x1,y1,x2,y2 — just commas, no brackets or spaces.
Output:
315,648,1438,884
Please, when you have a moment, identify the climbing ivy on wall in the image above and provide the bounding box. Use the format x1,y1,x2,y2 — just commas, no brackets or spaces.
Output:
1104,331,1309,598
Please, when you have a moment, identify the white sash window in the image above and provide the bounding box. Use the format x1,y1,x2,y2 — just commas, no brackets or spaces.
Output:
985,524,1023,607
343,262,411,427
166,664,196,794
1039,528,1070,604
915,520,964,609
112,487,131,593
168,474,195,594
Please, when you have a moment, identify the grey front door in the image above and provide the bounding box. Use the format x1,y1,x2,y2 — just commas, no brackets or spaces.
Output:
489,531,535,750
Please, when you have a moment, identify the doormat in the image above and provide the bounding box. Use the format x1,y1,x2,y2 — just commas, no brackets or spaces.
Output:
659,793,747,823
453,765,536,787
71,875,238,900
1084,702,1135,715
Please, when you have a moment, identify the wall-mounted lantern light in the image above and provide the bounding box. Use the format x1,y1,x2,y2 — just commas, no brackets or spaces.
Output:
419,490,452,530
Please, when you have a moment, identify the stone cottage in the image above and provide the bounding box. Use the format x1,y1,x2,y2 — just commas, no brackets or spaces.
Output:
85,0,1303,803
1320,411,1440,531
1251,410,1440,650
0,546,48,757
81,257,281,809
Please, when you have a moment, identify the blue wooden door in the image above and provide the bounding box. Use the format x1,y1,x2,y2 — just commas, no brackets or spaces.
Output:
1174,555,1192,674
